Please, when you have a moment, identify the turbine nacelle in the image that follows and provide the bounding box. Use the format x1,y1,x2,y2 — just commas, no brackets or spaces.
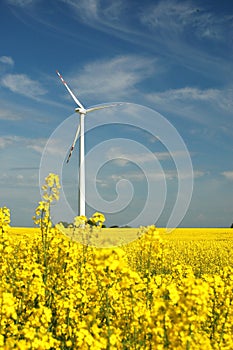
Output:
75,107,87,115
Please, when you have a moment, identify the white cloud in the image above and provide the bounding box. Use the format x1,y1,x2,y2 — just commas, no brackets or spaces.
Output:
61,0,99,21
68,55,155,101
221,171,233,181
0,135,47,154
106,147,190,165
0,56,14,66
0,134,68,161
106,147,156,165
27,143,45,154
101,168,202,184
148,87,219,104
0,97,60,123
193,11,232,41
217,88,233,112
193,170,206,178
110,159,129,167
141,0,198,33
27,140,48,155
146,86,233,120
141,0,230,42
99,171,158,185
0,171,37,188
16,174,24,181
27,138,66,157
137,0,233,81
0,108,21,121
0,136,15,149
1,74,47,99
61,0,124,23
148,169,203,181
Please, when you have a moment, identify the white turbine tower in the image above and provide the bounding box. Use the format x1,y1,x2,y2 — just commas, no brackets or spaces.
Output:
56,70,121,217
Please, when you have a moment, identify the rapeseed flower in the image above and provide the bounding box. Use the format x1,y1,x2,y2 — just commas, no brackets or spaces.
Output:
1,175,233,349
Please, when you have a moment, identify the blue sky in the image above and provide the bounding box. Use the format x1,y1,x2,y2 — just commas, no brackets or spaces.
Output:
0,0,233,228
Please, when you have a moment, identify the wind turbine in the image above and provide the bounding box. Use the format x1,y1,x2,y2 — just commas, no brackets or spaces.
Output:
56,70,121,217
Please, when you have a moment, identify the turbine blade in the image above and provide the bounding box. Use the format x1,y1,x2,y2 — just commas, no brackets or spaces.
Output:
66,123,80,163
56,70,85,110
86,103,124,113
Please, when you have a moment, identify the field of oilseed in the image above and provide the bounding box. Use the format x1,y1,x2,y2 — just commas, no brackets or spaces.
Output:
1,174,233,349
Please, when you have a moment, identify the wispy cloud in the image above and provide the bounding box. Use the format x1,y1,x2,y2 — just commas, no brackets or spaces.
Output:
63,0,232,86
146,86,233,125
7,0,232,85
0,136,15,149
0,96,64,124
0,135,47,153
0,56,14,66
0,171,37,188
27,138,66,156
106,147,190,165
221,171,233,181
97,168,204,187
67,55,155,101
61,0,99,21
1,74,47,99
152,87,219,102
26,138,47,154
61,0,125,23
141,1,199,34
141,0,232,42
0,108,21,121
138,0,233,81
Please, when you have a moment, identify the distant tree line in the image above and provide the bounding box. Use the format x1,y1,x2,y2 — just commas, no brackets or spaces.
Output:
58,221,132,229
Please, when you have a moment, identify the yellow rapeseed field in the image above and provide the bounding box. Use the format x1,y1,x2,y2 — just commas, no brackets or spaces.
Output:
0,174,233,349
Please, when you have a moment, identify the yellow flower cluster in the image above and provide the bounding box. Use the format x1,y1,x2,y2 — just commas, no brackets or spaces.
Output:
0,175,233,349
33,173,61,236
157,228,233,276
0,225,233,349
41,173,61,203
58,212,106,246
88,212,106,227
0,206,10,235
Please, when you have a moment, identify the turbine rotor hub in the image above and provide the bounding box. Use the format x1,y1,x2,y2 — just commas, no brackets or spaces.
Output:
75,107,87,115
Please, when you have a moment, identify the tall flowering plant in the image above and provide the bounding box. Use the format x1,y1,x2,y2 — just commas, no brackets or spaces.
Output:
0,206,10,236
33,173,61,235
33,173,61,282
